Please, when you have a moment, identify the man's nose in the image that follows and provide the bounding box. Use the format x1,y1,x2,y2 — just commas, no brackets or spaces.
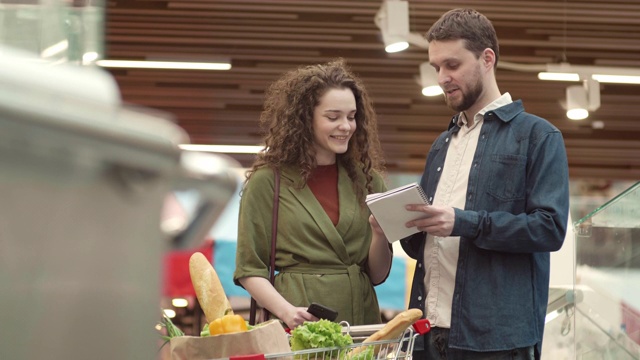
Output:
438,70,451,86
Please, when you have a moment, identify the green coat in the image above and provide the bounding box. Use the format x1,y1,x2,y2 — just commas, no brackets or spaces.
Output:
234,164,388,325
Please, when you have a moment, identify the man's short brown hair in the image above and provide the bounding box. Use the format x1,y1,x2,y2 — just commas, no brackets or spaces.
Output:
426,8,499,68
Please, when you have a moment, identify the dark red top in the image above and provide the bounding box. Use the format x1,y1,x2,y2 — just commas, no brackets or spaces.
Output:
307,164,339,226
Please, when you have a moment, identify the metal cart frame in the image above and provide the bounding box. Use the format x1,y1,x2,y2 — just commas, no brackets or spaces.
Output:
264,319,430,360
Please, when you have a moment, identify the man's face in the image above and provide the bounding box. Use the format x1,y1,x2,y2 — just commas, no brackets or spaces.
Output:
428,39,485,112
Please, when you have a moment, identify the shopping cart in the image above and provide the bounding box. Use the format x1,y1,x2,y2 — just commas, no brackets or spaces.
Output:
263,319,431,360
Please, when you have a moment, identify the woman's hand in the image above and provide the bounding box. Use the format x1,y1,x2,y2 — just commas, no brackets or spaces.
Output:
369,214,386,237
281,306,318,330
239,277,318,329
367,214,393,284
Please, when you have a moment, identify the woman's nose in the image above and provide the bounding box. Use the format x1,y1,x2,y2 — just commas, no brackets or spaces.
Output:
338,118,352,130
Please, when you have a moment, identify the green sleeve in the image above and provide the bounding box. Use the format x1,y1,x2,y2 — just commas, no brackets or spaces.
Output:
233,168,276,286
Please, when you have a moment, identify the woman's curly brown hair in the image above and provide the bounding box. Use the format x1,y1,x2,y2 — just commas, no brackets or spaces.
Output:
246,58,385,204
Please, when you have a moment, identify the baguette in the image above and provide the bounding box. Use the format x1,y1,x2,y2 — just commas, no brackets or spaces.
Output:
189,252,233,323
350,308,423,356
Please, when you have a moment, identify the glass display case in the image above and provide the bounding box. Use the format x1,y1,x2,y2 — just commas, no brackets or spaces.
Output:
544,181,640,359
0,0,103,64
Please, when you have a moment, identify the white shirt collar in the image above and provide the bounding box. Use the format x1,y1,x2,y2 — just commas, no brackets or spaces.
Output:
457,92,513,127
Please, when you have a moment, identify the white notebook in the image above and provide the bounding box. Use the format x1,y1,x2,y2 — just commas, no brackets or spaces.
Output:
366,182,430,243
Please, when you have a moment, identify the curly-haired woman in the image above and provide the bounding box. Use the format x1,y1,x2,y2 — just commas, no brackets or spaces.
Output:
233,59,392,329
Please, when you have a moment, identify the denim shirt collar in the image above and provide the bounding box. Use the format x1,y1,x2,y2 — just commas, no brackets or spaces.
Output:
448,99,526,131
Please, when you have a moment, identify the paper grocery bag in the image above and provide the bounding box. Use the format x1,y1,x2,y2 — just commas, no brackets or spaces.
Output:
169,320,291,360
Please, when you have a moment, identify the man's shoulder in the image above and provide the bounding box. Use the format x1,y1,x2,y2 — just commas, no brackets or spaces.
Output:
499,100,560,133
515,110,560,135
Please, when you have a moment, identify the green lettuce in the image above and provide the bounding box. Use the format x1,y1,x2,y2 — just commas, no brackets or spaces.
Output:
348,346,374,360
290,319,353,352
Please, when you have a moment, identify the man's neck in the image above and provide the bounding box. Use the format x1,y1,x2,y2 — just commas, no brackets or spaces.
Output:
463,85,502,127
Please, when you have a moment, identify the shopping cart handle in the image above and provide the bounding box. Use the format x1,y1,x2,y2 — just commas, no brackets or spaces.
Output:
412,319,431,335
230,354,266,360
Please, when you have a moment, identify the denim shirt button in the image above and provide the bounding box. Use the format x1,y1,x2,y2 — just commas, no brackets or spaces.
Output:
437,167,441,172
445,138,449,143
418,263,422,268
429,197,433,203
417,296,422,301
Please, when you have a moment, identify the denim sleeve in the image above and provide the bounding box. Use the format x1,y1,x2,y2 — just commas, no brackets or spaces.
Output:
452,131,569,253
400,232,426,259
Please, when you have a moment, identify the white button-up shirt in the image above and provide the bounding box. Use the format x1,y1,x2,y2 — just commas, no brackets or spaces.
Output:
422,93,513,328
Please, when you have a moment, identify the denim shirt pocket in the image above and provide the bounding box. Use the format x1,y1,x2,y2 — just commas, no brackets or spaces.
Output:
488,154,527,201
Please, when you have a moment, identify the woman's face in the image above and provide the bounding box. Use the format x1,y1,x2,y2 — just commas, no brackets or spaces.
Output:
312,87,357,165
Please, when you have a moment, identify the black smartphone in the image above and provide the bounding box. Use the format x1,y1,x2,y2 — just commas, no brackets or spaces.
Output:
307,302,338,321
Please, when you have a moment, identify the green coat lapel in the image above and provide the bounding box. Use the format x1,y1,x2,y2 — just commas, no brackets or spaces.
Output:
335,164,357,235
281,166,351,263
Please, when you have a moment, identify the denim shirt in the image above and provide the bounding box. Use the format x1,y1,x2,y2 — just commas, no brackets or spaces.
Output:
401,100,569,359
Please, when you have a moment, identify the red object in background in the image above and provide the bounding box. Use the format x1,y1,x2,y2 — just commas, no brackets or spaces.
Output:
162,239,214,297
621,301,640,345
413,318,431,335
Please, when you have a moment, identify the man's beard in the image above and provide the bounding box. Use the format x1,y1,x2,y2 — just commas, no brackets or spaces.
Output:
446,74,483,112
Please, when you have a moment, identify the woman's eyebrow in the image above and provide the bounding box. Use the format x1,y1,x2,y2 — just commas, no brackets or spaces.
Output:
323,109,356,113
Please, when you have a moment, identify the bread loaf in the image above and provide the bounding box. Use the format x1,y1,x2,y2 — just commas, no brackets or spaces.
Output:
350,308,423,356
189,252,233,323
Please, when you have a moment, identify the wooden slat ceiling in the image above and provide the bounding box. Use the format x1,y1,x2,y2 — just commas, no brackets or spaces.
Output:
104,0,640,180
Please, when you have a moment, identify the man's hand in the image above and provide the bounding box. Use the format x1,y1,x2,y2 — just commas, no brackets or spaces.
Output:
405,204,455,237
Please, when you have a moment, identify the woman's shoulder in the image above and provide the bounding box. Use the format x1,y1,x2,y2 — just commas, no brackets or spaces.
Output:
370,169,387,192
249,166,275,182
246,165,301,190
243,166,277,194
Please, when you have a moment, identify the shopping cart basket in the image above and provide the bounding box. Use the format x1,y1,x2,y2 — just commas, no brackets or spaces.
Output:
263,319,431,360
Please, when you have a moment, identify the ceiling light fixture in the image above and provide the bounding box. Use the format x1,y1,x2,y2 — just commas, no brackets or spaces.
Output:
374,0,410,53
179,144,265,154
382,33,409,53
162,309,176,318
419,62,443,97
565,85,589,120
171,298,189,308
538,63,640,85
96,60,231,70
564,79,600,120
374,0,429,53
538,72,580,82
591,74,640,85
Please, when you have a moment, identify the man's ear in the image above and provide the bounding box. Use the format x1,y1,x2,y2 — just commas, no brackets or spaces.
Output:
482,49,496,69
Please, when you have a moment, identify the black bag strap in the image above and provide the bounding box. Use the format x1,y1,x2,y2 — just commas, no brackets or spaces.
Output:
249,168,280,325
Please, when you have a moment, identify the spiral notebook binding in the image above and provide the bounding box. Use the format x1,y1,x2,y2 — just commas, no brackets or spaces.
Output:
416,185,430,205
